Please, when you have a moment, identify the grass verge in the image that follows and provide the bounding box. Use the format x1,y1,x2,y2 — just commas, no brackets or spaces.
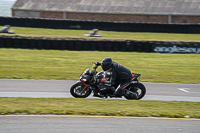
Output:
0,98,199,118
1,26,200,42
0,48,200,84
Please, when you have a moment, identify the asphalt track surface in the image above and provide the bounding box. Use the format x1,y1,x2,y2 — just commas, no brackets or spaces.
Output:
0,79,200,102
0,115,200,133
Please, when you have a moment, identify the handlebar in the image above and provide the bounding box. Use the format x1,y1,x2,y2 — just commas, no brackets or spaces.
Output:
92,62,101,70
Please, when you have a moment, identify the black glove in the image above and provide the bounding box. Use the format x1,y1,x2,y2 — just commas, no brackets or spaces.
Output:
96,62,101,66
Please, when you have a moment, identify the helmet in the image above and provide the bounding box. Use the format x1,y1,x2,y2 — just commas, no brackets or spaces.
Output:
101,58,113,71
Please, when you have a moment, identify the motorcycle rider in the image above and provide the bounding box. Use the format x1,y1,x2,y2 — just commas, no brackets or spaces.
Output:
0,25,15,34
89,29,98,37
95,58,137,98
0,25,10,33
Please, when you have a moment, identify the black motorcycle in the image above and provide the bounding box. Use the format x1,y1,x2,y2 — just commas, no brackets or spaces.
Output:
70,62,146,100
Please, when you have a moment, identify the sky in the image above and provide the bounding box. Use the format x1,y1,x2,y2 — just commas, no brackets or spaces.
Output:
0,0,16,16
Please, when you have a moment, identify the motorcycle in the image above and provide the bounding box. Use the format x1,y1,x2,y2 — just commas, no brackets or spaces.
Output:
70,62,146,100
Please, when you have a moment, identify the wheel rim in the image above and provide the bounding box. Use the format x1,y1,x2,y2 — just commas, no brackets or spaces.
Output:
74,86,90,96
130,87,142,98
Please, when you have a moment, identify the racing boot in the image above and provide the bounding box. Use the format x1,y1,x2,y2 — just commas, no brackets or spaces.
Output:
90,86,102,97
93,92,104,98
114,88,123,98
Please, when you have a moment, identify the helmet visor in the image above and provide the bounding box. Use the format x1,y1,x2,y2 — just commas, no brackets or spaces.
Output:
101,63,112,71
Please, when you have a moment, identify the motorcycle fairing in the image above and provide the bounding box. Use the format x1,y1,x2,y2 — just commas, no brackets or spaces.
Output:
80,68,91,83
131,73,141,81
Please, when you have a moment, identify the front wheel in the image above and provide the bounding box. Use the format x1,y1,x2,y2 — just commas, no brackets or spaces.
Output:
70,82,91,98
124,83,146,100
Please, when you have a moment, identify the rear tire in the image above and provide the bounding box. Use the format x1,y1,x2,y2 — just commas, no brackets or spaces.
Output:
124,83,146,100
70,82,91,98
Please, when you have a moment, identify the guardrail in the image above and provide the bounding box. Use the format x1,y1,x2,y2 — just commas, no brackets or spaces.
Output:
0,36,200,54
0,17,200,33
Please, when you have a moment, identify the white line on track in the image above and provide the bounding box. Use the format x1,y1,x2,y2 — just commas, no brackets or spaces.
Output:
178,88,190,93
1,115,200,120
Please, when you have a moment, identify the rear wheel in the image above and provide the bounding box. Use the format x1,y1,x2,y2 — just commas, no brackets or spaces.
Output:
124,83,146,100
70,82,91,98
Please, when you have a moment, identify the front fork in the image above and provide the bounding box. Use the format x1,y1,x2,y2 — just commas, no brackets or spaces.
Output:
80,80,90,87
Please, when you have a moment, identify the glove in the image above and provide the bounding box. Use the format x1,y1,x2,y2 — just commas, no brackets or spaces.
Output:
96,62,101,66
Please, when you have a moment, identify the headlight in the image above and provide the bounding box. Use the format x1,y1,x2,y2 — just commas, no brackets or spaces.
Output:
81,78,87,82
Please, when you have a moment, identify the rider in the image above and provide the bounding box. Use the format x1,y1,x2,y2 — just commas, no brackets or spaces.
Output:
97,58,133,97
0,25,10,33
89,29,98,37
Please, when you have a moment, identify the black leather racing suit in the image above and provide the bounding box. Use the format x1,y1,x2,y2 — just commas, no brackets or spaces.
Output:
103,62,132,97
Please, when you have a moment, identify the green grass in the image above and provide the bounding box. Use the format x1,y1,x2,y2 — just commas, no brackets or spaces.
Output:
0,48,200,84
0,98,199,118
2,26,200,42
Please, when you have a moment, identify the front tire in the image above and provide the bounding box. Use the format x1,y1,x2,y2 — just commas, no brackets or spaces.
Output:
70,82,91,98
124,83,146,100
